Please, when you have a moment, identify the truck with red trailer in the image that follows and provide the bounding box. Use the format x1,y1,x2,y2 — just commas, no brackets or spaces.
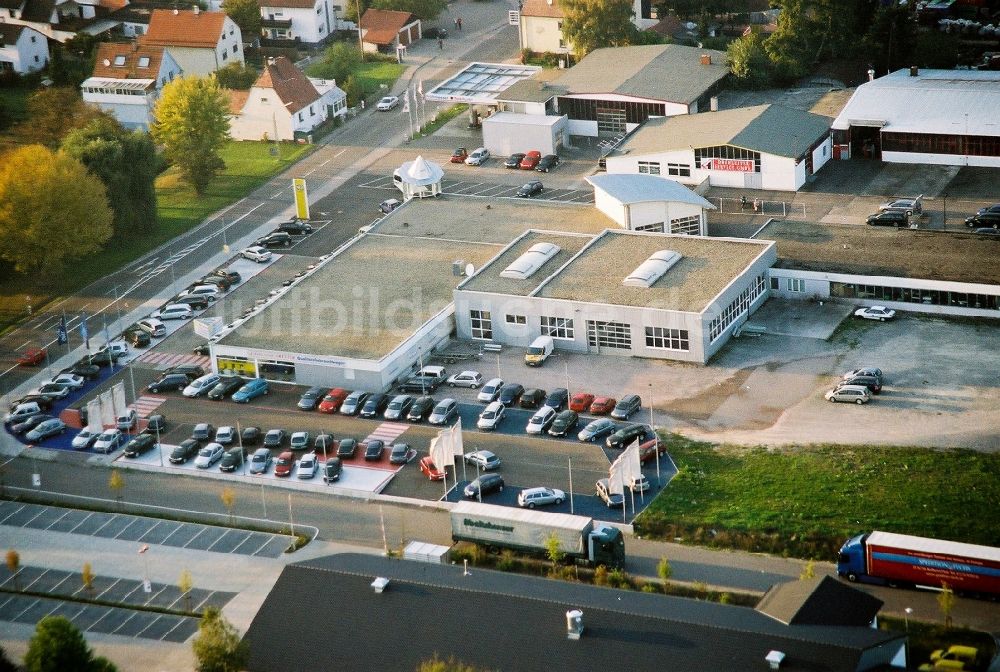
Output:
837,531,1000,597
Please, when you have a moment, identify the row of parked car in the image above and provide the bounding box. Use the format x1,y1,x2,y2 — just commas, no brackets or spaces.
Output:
824,366,884,405
450,147,561,173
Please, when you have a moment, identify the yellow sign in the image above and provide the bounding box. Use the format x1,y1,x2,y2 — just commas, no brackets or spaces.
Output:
217,358,257,376
293,178,309,221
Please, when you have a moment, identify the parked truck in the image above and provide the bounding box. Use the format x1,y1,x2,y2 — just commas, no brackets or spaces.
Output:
450,501,626,569
837,531,1000,597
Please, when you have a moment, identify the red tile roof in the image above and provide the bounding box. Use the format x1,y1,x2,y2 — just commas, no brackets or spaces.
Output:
142,8,227,48
258,0,316,8
520,0,563,19
227,88,250,114
91,42,166,80
360,8,418,45
254,56,320,114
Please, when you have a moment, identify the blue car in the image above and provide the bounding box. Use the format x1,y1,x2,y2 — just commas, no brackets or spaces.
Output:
232,378,268,403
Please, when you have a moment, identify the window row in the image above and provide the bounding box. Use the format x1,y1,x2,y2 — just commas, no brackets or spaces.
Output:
557,97,666,125
694,145,761,172
881,132,1000,158
669,215,700,235
830,283,1000,310
540,316,575,339
708,274,767,342
587,320,631,349
645,327,689,351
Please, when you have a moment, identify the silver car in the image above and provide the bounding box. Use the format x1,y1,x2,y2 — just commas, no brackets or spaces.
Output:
477,401,505,431
249,448,272,474
517,487,565,509
824,385,871,405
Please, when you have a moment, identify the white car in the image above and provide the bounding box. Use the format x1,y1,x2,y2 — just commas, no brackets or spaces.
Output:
447,371,482,388
215,426,236,444
93,429,123,452
517,487,566,509
31,384,69,400
49,373,85,389
195,442,225,468
183,373,221,398
465,147,490,166
152,304,194,320
525,406,557,435
116,409,137,430
428,398,457,425
477,378,504,403
179,285,220,302
477,401,505,431
464,449,501,470
289,431,311,450
72,428,99,450
241,246,272,263
297,452,318,479
136,318,166,337
376,95,399,111
854,306,896,321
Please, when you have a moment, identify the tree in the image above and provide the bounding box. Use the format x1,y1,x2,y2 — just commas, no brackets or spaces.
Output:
561,0,638,58
192,607,248,672
62,116,158,238
340,75,363,108
937,582,955,628
221,0,261,41
108,470,125,508
657,556,672,589
220,487,236,524
861,5,919,76
0,145,113,275
799,560,815,580
214,62,260,90
727,32,772,89
179,569,194,613
82,562,95,599
372,0,446,20
417,654,492,672
152,77,231,196
15,87,110,148
5,550,19,591
310,42,363,84
24,616,118,672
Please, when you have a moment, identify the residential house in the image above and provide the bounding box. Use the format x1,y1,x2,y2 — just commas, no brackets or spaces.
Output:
229,55,345,141
0,0,122,42
0,23,49,74
258,0,335,45
359,8,419,54
518,0,657,55
140,7,242,76
80,41,181,129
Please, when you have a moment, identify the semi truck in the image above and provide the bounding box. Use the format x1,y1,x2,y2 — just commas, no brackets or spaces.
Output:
450,501,626,569
837,531,1000,597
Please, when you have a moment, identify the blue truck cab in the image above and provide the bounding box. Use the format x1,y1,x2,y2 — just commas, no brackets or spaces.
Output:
837,533,870,583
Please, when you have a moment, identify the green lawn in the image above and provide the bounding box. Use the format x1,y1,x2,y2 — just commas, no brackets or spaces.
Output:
0,141,312,329
634,435,1000,560
354,61,405,98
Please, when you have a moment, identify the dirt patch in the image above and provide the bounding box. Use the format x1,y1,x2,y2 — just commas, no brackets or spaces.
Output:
663,368,753,420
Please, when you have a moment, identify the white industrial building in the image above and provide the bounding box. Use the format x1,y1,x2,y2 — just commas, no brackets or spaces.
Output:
606,104,833,191
831,68,1000,168
482,111,568,156
586,173,714,235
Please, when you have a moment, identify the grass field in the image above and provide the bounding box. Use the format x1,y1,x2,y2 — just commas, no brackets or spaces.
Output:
354,61,405,99
634,434,1000,560
0,141,312,329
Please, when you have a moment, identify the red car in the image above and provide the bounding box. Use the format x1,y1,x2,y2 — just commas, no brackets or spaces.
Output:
317,388,349,413
569,392,595,413
450,147,468,163
589,396,617,415
17,348,46,367
639,438,666,463
419,455,445,481
519,150,541,170
274,450,295,477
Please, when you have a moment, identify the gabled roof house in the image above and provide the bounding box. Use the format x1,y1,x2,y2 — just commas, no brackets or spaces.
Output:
80,41,181,129
140,7,242,76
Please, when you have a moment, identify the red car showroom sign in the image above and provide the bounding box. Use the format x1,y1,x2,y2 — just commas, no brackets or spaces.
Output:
704,158,755,172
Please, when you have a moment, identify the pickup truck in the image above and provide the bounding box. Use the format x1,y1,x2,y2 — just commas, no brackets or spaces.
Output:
398,366,447,393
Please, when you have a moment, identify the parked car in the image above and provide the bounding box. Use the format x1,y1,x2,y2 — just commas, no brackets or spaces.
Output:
183,373,221,398
4,402,42,424
428,398,458,425
389,443,410,465
171,295,209,310
536,154,560,172
360,393,390,418
824,385,872,404
274,451,295,477
318,388,350,413
122,328,150,348
628,474,651,493
46,375,85,391
973,227,1000,235
170,439,201,464
314,433,335,452
519,150,542,170
464,473,504,499
419,455,445,480
248,448,273,474
407,396,436,422
569,392,594,413
465,147,490,166
544,388,569,411
596,478,624,508
297,386,326,410
337,438,358,458
866,210,909,227
854,306,896,321
398,366,448,393
10,414,51,435
164,364,205,379
26,418,66,442
323,457,342,483
123,433,156,458
465,449,501,470
241,426,261,446
364,439,385,461
478,378,504,403
207,376,245,400
379,198,401,215
219,447,245,472
477,401,505,431
519,388,546,409
526,406,557,434
214,268,242,284
72,428,100,450
277,219,314,235
255,232,293,248
548,410,579,437
116,409,137,430
965,211,1000,229
215,426,236,444
195,443,225,468
842,367,883,382
639,438,666,463
152,304,194,321
376,95,399,111
17,348,46,367
450,147,469,163
32,384,69,400
64,361,100,379
498,383,524,406
578,418,618,442
288,431,309,451
447,370,483,388
232,378,269,403
589,396,617,415
263,429,286,448
384,394,414,421
241,246,272,263
610,394,642,420
191,423,214,441
136,318,166,338
878,195,922,216
339,390,369,416
606,423,650,450
838,375,882,394
518,487,565,509
515,180,543,198
297,452,318,478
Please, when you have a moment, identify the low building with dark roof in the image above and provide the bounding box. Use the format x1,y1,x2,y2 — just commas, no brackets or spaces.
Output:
606,104,833,192
243,553,909,672
757,576,884,627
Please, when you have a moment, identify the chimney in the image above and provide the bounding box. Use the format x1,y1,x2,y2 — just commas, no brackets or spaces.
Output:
765,651,785,670
909,65,918,77
566,609,583,640
700,53,712,66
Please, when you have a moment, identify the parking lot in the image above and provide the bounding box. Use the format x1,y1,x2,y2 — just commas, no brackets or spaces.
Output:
357,174,595,204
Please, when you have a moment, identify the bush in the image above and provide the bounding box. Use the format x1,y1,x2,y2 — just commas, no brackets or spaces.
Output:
215,62,259,90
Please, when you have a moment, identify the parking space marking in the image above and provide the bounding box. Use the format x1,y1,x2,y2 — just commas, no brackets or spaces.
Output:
113,518,142,540
137,352,211,369
11,598,40,621
364,422,409,444
228,531,255,554
182,526,208,549
158,521,187,545
250,536,277,556
205,529,233,552
68,511,95,533
47,572,72,594
91,514,119,536
21,569,49,592
138,520,162,541
95,578,121,601
111,612,139,635
0,504,26,525
130,396,167,418
44,509,71,530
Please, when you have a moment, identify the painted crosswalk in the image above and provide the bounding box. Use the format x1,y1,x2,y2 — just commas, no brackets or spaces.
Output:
129,396,167,418
363,423,409,444
136,352,211,370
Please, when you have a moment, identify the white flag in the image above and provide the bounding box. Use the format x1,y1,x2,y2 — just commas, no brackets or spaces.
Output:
402,91,410,113
430,436,448,473
111,382,128,418
608,453,626,495
450,418,464,459
99,390,116,427
622,439,642,485
417,79,424,97
86,397,102,434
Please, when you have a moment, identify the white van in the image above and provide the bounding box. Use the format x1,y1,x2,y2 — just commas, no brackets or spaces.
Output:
183,373,221,398
525,336,554,367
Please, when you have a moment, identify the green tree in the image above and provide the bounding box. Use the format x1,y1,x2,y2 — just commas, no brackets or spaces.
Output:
544,533,565,568
192,607,248,672
561,0,638,58
657,556,672,589
727,31,772,89
222,0,261,41
15,87,110,148
799,560,815,580
937,582,955,628
372,0,446,20
861,5,919,76
151,76,230,195
179,569,194,613
62,116,158,238
0,145,113,274
5,550,19,591
340,74,363,108
214,62,260,90
310,42,363,83
417,654,492,672
24,616,118,672
82,562,95,599
108,470,125,508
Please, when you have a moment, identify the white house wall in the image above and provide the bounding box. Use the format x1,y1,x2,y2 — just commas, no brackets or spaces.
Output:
1,28,48,73
881,150,1000,168
812,136,832,173
519,15,566,54
701,251,774,360
593,189,626,226
260,3,332,44
482,116,565,156
608,148,808,192
84,94,156,129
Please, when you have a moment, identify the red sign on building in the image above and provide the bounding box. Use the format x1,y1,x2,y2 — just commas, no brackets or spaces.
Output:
705,158,755,172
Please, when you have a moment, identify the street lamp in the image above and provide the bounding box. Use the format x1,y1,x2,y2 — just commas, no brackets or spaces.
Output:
904,607,912,632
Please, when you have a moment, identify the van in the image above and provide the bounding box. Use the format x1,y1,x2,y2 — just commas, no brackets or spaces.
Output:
525,336,553,366
183,373,221,398
5,402,42,424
